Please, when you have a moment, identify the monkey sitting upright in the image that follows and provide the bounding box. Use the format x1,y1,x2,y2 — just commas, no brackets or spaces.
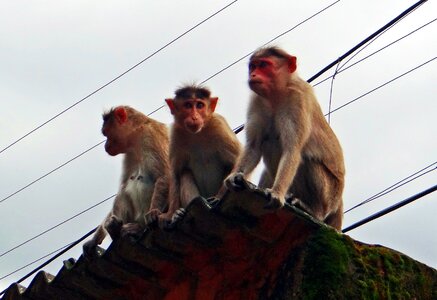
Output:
157,84,242,228
226,46,345,230
83,106,169,258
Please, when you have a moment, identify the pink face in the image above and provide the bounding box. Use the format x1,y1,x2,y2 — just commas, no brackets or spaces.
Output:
179,99,209,134
248,57,278,96
101,114,128,156
248,55,296,97
166,97,218,134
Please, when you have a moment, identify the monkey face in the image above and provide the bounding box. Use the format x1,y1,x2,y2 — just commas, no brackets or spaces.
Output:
181,99,208,134
102,113,129,156
248,57,294,98
167,97,218,134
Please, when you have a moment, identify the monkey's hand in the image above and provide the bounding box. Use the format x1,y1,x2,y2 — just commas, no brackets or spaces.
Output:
264,188,286,209
145,208,162,225
82,240,98,259
225,172,246,191
105,216,123,240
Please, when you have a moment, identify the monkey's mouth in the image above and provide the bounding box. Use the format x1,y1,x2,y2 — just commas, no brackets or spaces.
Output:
186,124,202,134
249,79,263,86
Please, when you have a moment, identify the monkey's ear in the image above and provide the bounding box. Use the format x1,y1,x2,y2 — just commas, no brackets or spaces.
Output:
114,107,128,124
288,55,297,73
209,97,218,112
165,99,176,115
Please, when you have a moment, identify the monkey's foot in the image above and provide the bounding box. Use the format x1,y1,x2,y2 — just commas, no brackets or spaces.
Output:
263,189,285,209
82,240,98,260
225,172,247,191
145,209,162,225
288,197,313,215
105,216,123,240
120,223,143,239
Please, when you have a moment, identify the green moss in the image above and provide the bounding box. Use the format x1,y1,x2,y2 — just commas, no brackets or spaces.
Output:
276,226,436,299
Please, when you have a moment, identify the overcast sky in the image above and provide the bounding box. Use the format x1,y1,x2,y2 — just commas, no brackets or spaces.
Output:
0,0,436,292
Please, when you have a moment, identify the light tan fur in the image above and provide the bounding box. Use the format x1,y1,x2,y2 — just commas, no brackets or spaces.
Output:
226,47,345,229
83,106,169,257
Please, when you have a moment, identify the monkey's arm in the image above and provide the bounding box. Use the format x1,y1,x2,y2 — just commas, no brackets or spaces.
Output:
157,170,181,228
83,213,110,258
145,175,169,225
268,102,310,207
225,119,262,190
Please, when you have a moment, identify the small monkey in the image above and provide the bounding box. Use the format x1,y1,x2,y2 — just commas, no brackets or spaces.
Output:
158,85,242,227
83,106,169,257
226,46,345,229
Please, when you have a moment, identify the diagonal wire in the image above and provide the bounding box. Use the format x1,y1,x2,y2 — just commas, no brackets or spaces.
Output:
0,0,239,155
345,161,437,213
327,56,436,115
0,194,115,258
313,18,437,87
0,106,168,205
200,0,340,85
0,141,105,204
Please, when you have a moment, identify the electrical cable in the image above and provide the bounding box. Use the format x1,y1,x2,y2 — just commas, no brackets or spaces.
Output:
0,0,239,155
0,194,115,258
235,0,429,134
0,1,433,288
307,0,428,83
327,56,436,115
345,161,437,213
0,141,105,205
0,227,96,297
342,184,437,233
0,0,340,205
313,18,436,87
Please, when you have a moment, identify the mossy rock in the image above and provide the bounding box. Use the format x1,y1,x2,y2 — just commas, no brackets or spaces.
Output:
272,227,436,299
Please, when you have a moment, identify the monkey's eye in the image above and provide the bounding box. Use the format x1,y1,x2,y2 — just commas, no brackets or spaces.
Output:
259,61,268,68
196,102,205,109
183,102,193,109
249,62,256,71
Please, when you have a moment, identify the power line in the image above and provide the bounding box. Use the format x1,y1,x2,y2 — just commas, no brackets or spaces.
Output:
0,141,105,205
342,184,437,233
235,0,430,134
0,194,115,259
0,0,239,155
313,18,437,87
0,1,339,205
345,161,437,213
200,0,340,85
307,0,428,83
0,0,432,263
0,228,96,297
0,243,70,281
327,56,436,115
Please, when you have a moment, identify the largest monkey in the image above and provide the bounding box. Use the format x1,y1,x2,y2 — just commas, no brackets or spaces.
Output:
226,47,345,229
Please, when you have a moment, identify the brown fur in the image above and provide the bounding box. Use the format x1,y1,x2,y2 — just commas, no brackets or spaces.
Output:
226,47,345,229
83,106,169,257
158,85,242,228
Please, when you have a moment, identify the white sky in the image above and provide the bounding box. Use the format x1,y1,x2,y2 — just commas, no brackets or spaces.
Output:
0,0,436,292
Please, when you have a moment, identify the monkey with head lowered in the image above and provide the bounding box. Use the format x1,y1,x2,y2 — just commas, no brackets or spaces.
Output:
83,106,169,257
226,46,345,230
157,85,242,228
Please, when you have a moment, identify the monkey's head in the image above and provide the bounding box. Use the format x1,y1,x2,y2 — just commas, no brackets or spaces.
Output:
102,106,141,156
166,85,218,134
248,46,297,98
